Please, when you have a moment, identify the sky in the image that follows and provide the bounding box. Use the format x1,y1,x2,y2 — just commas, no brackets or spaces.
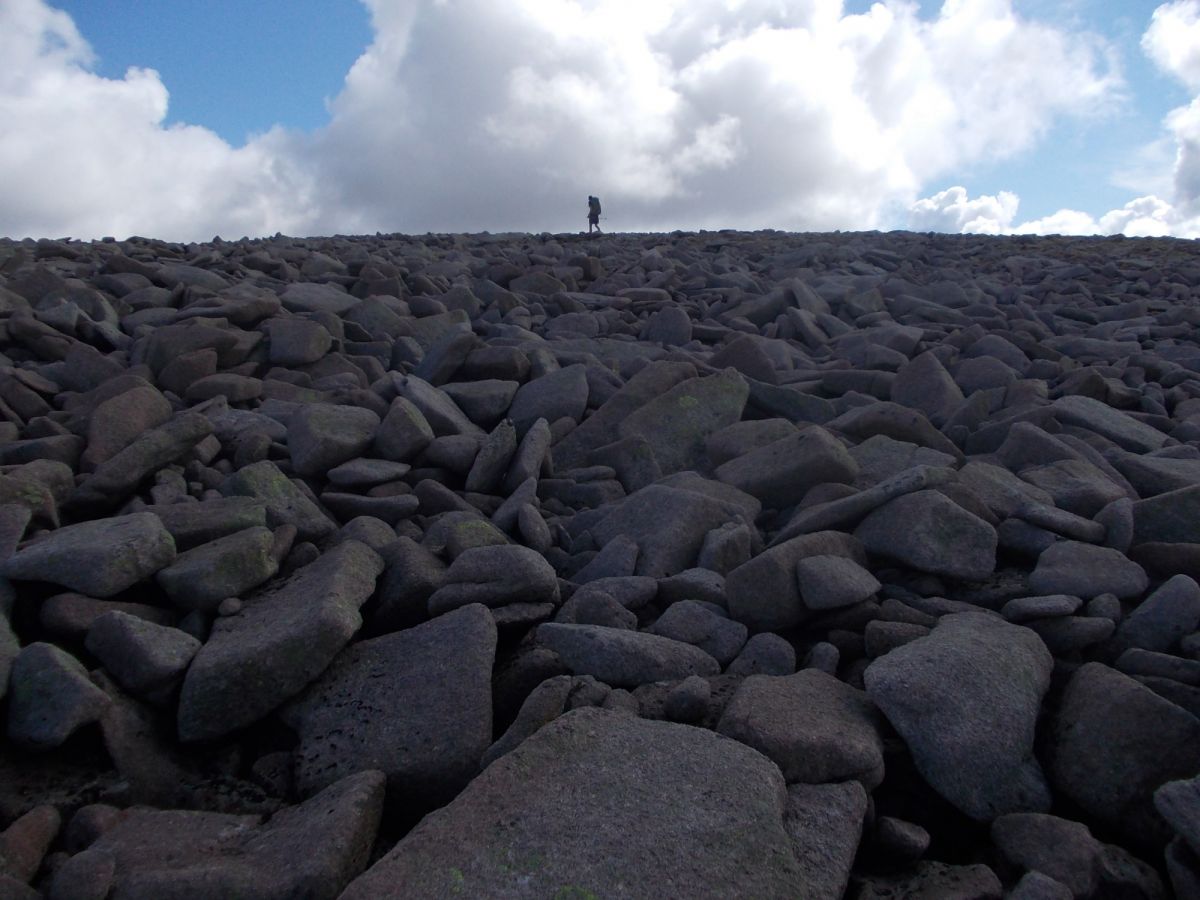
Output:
1,0,1199,241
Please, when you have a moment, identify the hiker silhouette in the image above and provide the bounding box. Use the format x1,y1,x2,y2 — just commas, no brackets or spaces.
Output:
587,195,602,233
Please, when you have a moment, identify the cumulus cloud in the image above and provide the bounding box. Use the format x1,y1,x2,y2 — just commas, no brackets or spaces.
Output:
913,0,1200,238
908,186,1019,234
1,0,1124,240
306,0,1121,234
1015,195,1198,238
0,0,318,241
1143,0,1200,91
1142,0,1200,215
912,184,1200,240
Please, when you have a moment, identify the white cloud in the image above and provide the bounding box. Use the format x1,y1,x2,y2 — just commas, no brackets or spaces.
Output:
303,0,1121,234
908,185,1019,234
0,0,318,241
1011,207,1105,236
913,0,1200,237
1145,1,1200,214
1015,195,1199,238
1143,0,1200,90
909,187,1200,239
909,187,1200,240
1167,96,1200,211
0,0,1124,240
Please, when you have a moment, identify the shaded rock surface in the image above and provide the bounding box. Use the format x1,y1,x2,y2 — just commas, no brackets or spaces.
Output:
865,612,1053,821
282,604,495,805
342,708,818,900
536,622,720,687
177,540,384,741
3,513,175,598
717,669,887,788
1051,662,1200,849
85,770,384,899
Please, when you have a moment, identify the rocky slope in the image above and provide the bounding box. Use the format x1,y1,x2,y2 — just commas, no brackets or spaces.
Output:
0,228,1199,898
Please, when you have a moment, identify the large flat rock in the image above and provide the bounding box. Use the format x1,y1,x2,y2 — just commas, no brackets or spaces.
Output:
220,460,337,543
616,370,749,474
1051,395,1170,453
718,670,887,788
342,708,816,899
714,426,857,509
1050,662,1200,849
552,360,696,470
865,612,1053,821
3,512,176,598
727,531,868,632
854,490,997,582
282,604,496,804
88,771,384,899
177,541,384,742
588,483,747,578
537,622,720,687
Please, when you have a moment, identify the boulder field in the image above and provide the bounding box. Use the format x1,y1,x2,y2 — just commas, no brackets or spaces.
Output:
0,228,1198,897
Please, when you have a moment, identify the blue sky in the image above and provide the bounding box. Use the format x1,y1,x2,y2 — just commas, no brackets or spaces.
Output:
3,0,1200,239
53,1,373,143
973,0,1192,219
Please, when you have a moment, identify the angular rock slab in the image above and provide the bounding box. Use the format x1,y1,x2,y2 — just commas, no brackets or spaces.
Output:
1108,573,1200,657
796,554,881,611
718,670,887,788
552,360,695,471
3,512,176,598
6,643,111,750
155,526,278,613
0,615,17,703
714,426,858,510
616,370,749,475
727,531,867,633
71,412,213,508
854,490,997,582
1050,662,1200,848
864,612,1053,821
1028,540,1148,600
89,770,383,899
177,541,384,742
651,599,748,666
148,496,267,550
287,403,380,477
221,460,336,543
282,604,496,804
506,364,589,434
537,623,720,688
426,544,559,616
1157,775,1200,857
1132,484,1200,545
771,464,956,545
84,611,200,700
991,811,1165,900
851,861,1003,899
588,483,747,578
342,708,812,899
785,781,869,900
1051,395,1170,453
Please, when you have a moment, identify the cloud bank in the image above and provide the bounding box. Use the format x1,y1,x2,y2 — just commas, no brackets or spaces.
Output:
0,0,318,241
912,0,1200,238
0,0,1147,240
